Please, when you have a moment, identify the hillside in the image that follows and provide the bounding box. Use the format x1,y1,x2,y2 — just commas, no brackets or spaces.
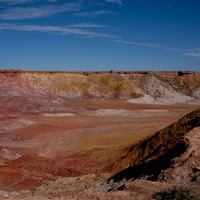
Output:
0,71,200,110
109,107,200,181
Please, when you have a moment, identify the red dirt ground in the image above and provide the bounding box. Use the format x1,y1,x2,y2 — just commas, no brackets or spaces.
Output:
0,99,199,191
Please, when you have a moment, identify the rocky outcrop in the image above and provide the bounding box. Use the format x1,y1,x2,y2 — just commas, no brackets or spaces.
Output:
107,108,200,188
111,108,200,172
158,126,200,184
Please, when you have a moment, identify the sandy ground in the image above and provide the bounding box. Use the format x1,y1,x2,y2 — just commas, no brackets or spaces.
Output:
1,100,198,155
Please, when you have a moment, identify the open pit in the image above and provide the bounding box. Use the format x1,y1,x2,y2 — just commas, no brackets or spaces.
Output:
0,71,199,199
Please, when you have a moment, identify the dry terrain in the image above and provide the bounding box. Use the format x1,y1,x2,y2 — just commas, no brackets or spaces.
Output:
0,70,199,199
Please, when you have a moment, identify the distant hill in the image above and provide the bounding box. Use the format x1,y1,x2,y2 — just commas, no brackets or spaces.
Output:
0,71,200,107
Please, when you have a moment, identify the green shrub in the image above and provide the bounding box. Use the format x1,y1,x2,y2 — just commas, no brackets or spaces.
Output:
152,185,200,200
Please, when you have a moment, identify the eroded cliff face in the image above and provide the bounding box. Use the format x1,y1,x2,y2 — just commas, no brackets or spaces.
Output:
0,71,141,100
106,108,200,193
158,126,200,184
0,71,200,105
111,108,200,173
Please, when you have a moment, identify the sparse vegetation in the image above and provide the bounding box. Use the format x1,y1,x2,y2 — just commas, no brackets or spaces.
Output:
152,185,200,200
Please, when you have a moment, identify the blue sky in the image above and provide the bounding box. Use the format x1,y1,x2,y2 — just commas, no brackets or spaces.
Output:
0,0,200,71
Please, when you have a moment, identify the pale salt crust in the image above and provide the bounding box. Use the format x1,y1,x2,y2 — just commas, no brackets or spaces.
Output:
127,94,163,104
43,113,75,117
0,118,35,133
93,109,168,117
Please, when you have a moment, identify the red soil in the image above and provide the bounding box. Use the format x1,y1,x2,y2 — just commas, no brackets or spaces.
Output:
0,71,199,192
0,98,198,191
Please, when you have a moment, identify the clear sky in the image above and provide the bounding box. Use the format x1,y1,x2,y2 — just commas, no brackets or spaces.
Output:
0,0,200,71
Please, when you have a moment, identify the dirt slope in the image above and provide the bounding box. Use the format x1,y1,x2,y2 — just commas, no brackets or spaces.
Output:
105,107,200,192
111,108,200,172
0,71,200,105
